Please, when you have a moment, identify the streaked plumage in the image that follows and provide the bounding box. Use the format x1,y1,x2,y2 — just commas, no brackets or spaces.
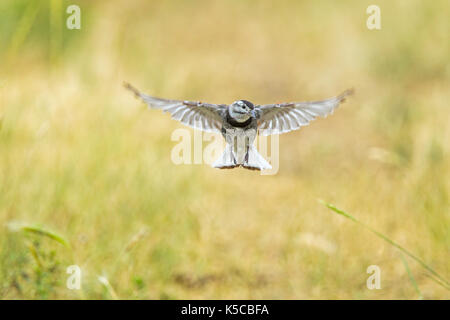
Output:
125,82,353,171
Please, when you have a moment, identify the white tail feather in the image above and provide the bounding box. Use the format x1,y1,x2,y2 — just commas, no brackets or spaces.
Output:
212,144,237,169
242,145,272,171
212,144,272,171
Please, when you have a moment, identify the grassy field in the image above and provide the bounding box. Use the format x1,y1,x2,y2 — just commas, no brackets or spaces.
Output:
0,0,449,299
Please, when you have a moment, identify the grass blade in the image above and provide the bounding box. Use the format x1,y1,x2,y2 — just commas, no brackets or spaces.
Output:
319,200,450,291
400,253,423,299
8,222,70,247
7,2,42,60
50,0,62,65
98,275,119,300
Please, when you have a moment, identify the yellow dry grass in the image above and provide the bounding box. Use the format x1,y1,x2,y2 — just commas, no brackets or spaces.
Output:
0,0,449,299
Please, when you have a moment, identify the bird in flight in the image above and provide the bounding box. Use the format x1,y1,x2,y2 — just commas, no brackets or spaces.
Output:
124,83,353,171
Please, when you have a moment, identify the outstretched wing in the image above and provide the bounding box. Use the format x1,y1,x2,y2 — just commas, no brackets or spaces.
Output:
255,89,354,136
124,82,226,133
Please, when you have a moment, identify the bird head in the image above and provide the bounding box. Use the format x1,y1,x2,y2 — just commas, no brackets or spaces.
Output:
229,100,255,122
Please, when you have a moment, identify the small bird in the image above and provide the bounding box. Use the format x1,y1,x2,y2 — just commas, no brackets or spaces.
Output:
125,83,353,171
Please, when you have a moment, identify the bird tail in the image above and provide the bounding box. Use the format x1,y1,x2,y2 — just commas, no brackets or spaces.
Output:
212,144,272,171
212,143,238,169
242,145,272,171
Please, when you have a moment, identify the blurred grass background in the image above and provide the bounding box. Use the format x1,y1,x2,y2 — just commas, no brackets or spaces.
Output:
0,0,449,299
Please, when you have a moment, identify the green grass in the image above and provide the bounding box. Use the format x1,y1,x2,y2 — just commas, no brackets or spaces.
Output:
6,1,42,60
400,254,423,299
7,222,69,247
320,200,450,291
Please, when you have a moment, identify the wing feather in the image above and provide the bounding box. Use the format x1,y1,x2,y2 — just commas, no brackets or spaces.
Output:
256,89,353,136
124,82,225,133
